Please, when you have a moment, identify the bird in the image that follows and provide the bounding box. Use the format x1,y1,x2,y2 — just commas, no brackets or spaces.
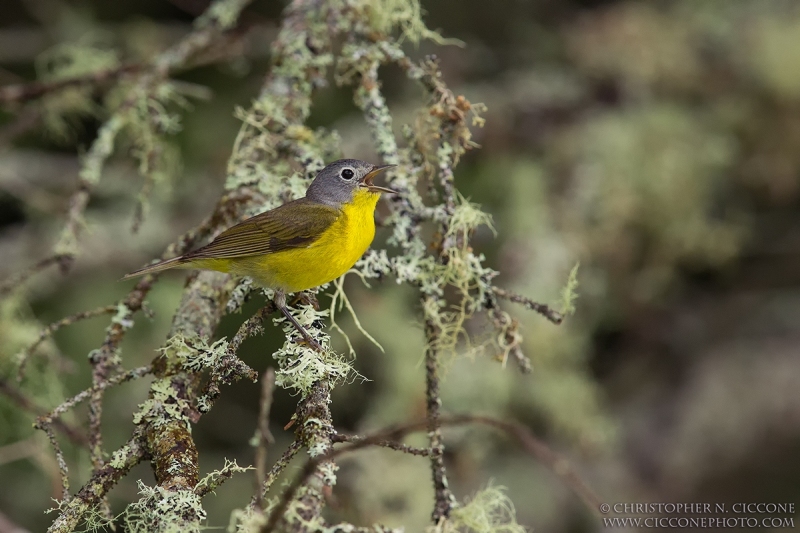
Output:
123,159,396,351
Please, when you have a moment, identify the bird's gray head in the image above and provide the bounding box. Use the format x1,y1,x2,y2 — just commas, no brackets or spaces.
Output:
305,159,396,207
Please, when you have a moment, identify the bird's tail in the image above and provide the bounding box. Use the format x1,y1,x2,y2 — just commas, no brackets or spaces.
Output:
122,256,187,280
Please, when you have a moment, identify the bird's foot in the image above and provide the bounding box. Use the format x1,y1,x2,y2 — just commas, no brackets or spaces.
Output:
275,298,325,353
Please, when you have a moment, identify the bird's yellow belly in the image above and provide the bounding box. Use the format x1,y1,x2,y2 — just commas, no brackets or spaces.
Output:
232,192,378,292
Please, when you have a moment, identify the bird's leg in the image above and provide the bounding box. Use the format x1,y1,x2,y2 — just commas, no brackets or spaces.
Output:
273,289,324,352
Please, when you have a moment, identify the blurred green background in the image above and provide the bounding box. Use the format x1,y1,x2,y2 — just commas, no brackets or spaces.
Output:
2,0,800,531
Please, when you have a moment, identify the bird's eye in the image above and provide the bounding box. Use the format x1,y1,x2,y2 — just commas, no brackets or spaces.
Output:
340,168,355,180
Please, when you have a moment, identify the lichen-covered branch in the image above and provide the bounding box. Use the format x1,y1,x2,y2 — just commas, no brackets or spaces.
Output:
290,380,336,529
254,369,276,510
263,414,602,533
249,440,303,509
47,433,146,533
492,286,565,325
424,308,458,521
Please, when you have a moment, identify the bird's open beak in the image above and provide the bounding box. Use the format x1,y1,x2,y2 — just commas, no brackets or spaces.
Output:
361,164,398,194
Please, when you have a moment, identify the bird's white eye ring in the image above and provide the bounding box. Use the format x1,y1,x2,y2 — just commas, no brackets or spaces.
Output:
340,168,355,180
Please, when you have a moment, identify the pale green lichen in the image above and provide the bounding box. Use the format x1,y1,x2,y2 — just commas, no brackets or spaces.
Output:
559,262,580,317
132,378,192,429
78,114,127,186
108,442,134,470
110,302,134,330
134,334,232,424
271,303,364,394
123,481,206,533
227,506,269,533
446,193,496,240
225,278,255,314
433,485,526,533
158,333,229,373
410,193,499,358
36,34,120,82
46,497,113,533
195,458,253,495
357,0,461,46
35,33,119,140
2,297,68,410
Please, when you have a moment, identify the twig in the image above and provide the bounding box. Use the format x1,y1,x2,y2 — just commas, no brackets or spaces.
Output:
87,292,148,472
418,56,469,522
457,415,602,514
486,297,531,373
332,432,431,457
0,254,68,299
262,414,603,533
493,286,564,325
0,64,141,106
248,440,302,509
254,369,276,510
195,305,270,414
15,304,117,381
40,424,70,502
0,378,87,446
36,365,152,426
46,433,146,533
194,459,252,497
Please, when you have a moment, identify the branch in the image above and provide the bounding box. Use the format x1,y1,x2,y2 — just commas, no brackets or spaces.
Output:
332,432,431,457
423,303,458,521
195,305,269,415
143,271,233,493
492,286,565,325
0,378,87,446
36,366,152,427
0,64,140,106
262,414,603,533
456,415,602,514
194,459,253,497
87,279,154,473
287,380,335,529
51,0,256,269
0,254,69,299
0,2,260,108
46,433,146,533
254,369,276,510
15,304,117,381
248,440,303,508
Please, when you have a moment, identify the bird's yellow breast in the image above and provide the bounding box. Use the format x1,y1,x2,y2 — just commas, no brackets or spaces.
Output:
236,190,379,292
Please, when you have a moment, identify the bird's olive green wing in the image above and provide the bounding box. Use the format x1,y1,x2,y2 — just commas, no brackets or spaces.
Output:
185,198,340,260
